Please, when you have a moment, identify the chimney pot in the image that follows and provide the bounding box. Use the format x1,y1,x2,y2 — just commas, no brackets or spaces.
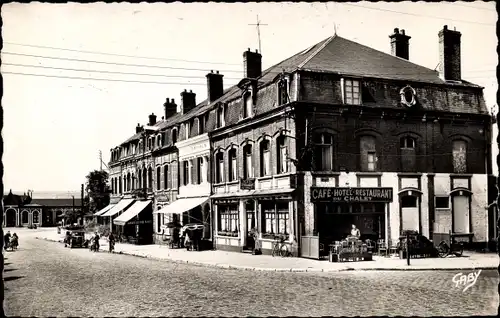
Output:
401,29,405,35
389,27,411,60
211,70,213,73
190,89,192,93
255,49,258,53
166,98,170,103
394,28,399,33
184,89,187,92
438,25,462,81
248,48,250,51
172,98,175,103
216,70,219,74
444,25,448,30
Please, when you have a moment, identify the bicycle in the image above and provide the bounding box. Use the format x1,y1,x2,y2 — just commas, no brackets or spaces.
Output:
271,235,291,257
438,238,464,258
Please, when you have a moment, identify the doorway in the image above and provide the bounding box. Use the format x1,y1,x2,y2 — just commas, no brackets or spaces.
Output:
244,201,256,251
453,196,470,233
5,209,16,227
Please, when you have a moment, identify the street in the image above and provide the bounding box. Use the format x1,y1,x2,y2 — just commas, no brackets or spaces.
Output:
3,232,499,317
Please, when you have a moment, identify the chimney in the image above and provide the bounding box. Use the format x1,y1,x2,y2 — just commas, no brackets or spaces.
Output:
438,25,462,82
163,98,178,119
243,48,262,79
389,28,411,60
148,113,157,126
180,89,197,115
135,123,143,134
206,70,224,103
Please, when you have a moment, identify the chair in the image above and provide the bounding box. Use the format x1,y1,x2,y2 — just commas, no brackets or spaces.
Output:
377,239,387,256
388,240,398,256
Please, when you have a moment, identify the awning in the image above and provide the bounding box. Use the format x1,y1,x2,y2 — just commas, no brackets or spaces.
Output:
155,197,208,215
94,204,115,216
101,198,135,217
113,200,151,226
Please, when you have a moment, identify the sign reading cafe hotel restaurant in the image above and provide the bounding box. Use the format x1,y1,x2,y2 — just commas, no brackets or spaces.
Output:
311,187,394,203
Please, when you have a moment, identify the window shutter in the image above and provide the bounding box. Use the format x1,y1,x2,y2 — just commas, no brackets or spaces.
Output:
190,159,196,184
173,162,179,189
167,164,172,189
206,157,211,183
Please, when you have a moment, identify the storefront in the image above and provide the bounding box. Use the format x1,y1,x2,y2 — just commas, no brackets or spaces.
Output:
303,187,393,259
113,200,153,245
212,188,297,255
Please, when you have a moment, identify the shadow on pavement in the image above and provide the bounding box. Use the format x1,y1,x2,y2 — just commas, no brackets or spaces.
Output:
3,276,24,282
4,263,11,266
3,268,17,273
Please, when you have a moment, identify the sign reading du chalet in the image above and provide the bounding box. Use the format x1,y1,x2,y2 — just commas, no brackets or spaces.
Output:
311,187,393,203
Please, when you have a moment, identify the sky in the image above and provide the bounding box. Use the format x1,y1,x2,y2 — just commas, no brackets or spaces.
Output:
2,1,497,194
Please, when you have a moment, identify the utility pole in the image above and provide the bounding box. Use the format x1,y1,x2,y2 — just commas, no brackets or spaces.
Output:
248,14,268,54
99,150,103,171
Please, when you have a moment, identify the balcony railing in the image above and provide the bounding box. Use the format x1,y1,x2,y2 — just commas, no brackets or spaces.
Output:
213,173,295,194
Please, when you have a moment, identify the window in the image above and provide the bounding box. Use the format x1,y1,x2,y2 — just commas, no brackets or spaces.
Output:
111,179,114,194
157,212,162,233
183,161,189,186
127,173,131,191
172,129,177,144
360,136,377,172
452,140,467,173
217,106,225,128
198,116,205,134
343,79,361,105
33,211,39,224
167,164,173,189
278,79,289,105
163,165,170,189
400,137,415,149
243,144,253,178
260,140,271,177
400,136,417,172
156,166,161,190
184,122,189,139
218,205,239,234
314,133,333,171
143,168,147,189
216,152,224,183
435,196,450,209
161,132,166,146
243,92,253,118
262,202,289,235
148,167,153,190
401,195,418,208
228,149,237,181
276,135,288,174
197,157,204,184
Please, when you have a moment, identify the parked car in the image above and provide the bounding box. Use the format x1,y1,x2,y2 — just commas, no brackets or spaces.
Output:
66,230,87,248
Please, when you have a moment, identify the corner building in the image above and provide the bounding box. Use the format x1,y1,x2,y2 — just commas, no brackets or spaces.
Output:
210,26,493,258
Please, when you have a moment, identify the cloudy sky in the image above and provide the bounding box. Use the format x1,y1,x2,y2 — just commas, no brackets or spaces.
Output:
3,2,497,193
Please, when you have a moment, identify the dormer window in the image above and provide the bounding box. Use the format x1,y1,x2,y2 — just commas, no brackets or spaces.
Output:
172,128,177,144
243,91,253,118
217,106,225,128
342,78,361,105
185,122,190,139
278,78,289,105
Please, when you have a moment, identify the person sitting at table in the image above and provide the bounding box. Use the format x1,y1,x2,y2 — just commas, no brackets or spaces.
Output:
350,224,361,239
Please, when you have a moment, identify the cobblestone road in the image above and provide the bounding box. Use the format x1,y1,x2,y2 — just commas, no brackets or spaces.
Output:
3,235,498,317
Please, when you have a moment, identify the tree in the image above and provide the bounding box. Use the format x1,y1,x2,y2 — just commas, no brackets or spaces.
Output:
85,170,111,213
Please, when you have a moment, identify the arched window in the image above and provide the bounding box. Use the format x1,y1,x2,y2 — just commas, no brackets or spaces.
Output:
216,152,224,183
260,140,271,177
143,168,147,189
400,136,416,172
228,148,237,181
22,211,29,224
277,135,288,174
119,177,123,194
156,166,161,190
164,165,169,189
131,173,135,190
148,167,153,190
127,173,131,192
138,170,142,190
243,91,253,119
243,144,253,178
359,135,377,172
314,133,334,171
452,140,467,173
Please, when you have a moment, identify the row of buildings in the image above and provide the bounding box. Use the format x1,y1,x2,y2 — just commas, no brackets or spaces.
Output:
98,26,497,257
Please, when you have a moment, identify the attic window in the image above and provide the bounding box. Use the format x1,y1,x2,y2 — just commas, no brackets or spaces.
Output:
342,78,361,105
278,78,289,105
198,115,205,134
243,91,253,118
217,106,225,128
172,128,178,144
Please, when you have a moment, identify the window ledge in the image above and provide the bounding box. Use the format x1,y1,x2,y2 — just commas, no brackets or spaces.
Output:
214,182,225,187
226,180,239,186
397,172,423,177
450,173,473,178
356,172,383,177
258,175,273,181
313,171,341,176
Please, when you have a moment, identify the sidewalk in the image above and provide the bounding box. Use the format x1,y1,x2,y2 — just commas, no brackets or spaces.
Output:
35,228,498,272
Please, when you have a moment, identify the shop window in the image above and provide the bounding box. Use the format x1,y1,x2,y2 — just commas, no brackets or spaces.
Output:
216,152,224,183
452,140,467,173
229,149,237,181
260,140,271,177
435,196,450,209
277,135,288,174
343,78,361,105
314,133,333,171
183,161,189,186
218,205,239,235
156,166,161,190
278,78,289,105
243,92,253,118
262,202,289,236
360,136,377,172
401,195,418,208
243,144,253,178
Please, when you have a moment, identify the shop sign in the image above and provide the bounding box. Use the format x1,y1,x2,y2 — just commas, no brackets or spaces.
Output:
311,187,393,203
241,178,256,190
128,219,153,225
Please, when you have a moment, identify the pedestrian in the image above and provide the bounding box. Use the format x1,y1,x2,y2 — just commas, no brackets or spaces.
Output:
94,232,100,251
4,231,11,250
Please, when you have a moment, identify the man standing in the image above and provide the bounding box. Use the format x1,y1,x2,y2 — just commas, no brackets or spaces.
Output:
4,231,11,250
